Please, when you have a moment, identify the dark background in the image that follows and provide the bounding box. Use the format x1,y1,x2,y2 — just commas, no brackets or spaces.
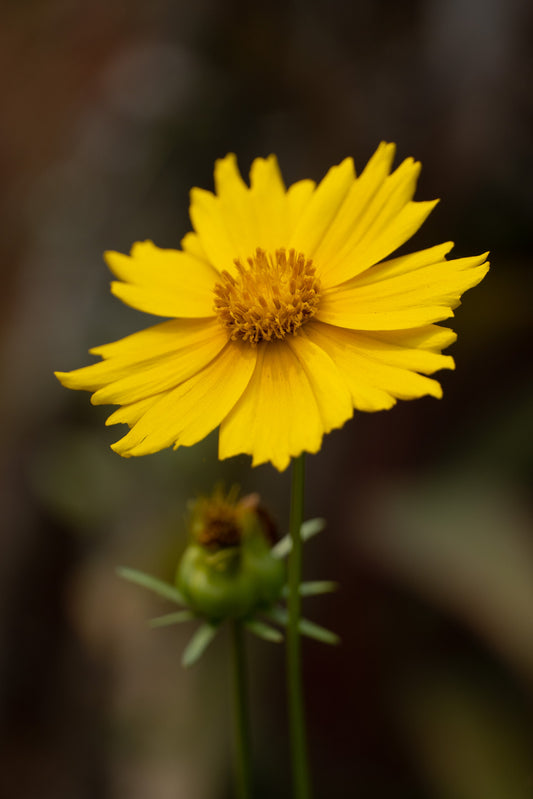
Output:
1,1,532,797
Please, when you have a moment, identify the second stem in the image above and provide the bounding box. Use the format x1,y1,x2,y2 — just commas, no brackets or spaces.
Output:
232,620,252,799
286,453,311,799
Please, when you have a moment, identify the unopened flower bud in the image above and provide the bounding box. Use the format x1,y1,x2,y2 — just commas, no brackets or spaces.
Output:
176,488,285,620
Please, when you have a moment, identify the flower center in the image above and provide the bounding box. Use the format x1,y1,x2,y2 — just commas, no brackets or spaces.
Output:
213,247,321,344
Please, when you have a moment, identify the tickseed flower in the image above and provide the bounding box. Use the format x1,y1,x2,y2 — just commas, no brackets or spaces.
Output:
56,143,489,470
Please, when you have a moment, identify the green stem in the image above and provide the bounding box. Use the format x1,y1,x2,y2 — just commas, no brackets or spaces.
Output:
231,620,253,799
287,454,311,799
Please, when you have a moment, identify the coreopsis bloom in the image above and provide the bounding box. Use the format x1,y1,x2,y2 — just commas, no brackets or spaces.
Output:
56,143,489,470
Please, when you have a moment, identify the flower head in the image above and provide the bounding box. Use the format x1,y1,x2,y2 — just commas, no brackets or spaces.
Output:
56,143,489,470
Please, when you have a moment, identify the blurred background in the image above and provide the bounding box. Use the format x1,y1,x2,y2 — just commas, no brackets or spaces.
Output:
1,0,532,797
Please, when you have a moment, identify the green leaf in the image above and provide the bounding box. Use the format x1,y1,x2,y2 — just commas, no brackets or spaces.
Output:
281,580,338,599
298,618,340,646
301,517,327,539
149,610,196,628
182,622,220,667
245,619,283,643
271,517,327,559
117,566,187,606
264,606,340,645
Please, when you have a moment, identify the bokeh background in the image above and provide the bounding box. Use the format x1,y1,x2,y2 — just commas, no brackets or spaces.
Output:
1,1,532,797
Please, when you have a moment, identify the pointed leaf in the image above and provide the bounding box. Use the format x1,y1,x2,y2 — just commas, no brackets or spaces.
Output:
149,610,195,628
298,618,340,646
301,517,327,539
300,580,338,596
271,517,327,559
281,580,338,599
182,623,219,667
264,607,339,645
245,619,284,643
117,566,186,606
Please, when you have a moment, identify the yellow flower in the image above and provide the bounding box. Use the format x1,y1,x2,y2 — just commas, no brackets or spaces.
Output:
55,143,489,471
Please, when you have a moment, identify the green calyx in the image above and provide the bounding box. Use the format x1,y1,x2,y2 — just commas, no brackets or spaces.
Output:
176,496,285,621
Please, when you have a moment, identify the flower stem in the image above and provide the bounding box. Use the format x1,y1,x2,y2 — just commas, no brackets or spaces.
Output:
287,453,311,799
231,620,252,799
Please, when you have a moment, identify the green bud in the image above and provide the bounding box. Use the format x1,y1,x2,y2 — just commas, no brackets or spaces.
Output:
176,488,285,621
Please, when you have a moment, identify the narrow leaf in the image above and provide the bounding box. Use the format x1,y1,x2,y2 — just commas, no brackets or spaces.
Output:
117,566,186,606
301,517,327,540
245,619,283,643
298,618,340,646
271,517,327,559
182,623,219,668
264,607,340,645
149,610,195,628
281,581,338,599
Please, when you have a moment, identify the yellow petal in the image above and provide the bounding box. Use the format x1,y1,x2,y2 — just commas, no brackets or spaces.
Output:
314,142,396,273
55,319,226,399
213,151,249,196
214,153,261,253
249,155,287,250
180,231,210,262
192,154,291,272
106,395,165,427
106,241,218,318
90,317,219,359
316,145,438,287
368,324,457,355
111,340,256,457
306,321,446,408
317,250,489,329
286,179,316,230
319,328,456,375
189,154,260,273
288,158,355,257
91,323,229,406
219,342,342,471
328,199,438,285
349,242,455,286
285,332,353,432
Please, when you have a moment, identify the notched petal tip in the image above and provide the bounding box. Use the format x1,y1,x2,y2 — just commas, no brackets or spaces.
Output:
130,240,157,258
377,140,396,155
249,153,284,191
249,449,294,473
214,152,246,194
215,152,238,168
104,240,154,269
370,141,397,170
